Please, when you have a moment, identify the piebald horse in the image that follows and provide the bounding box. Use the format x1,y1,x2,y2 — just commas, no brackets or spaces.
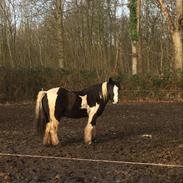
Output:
35,78,120,145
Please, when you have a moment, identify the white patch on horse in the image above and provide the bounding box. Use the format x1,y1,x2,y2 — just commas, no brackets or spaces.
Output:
84,103,99,144
79,95,90,114
43,122,51,145
102,82,108,101
112,85,119,104
80,95,88,109
46,87,60,145
47,87,59,120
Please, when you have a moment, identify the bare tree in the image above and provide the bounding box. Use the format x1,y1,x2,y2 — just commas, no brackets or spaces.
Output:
157,0,183,72
55,0,65,69
0,0,16,68
0,0,181,77
129,0,141,75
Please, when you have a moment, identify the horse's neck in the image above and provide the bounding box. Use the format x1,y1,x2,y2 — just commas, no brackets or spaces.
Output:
78,83,110,104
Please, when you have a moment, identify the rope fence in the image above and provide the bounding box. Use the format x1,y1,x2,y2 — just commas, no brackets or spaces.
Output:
0,152,183,169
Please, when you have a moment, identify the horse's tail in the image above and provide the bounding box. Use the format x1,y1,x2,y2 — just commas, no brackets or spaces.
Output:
35,90,48,137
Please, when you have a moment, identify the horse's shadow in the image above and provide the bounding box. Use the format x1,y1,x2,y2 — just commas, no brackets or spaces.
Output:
96,131,125,143
61,130,125,146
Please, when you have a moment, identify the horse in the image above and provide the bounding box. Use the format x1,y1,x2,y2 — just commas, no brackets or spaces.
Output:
35,77,120,146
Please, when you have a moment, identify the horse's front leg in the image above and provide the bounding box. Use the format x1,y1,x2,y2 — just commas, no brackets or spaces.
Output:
84,104,99,145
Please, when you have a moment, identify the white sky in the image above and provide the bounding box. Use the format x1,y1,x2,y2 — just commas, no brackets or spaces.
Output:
116,0,129,17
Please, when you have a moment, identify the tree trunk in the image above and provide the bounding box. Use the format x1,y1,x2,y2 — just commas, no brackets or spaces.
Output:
173,0,183,71
55,0,64,69
160,36,163,74
129,0,141,75
172,30,183,71
137,0,142,74
131,40,138,75
157,0,183,71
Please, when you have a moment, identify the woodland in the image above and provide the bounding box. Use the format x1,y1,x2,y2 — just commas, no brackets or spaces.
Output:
0,0,183,102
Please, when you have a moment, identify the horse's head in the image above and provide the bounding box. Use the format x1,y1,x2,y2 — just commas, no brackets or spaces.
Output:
107,77,120,104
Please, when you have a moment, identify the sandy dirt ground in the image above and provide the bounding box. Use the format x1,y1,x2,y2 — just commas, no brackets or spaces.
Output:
0,103,183,183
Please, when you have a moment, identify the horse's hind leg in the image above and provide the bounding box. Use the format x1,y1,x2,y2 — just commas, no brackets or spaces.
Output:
49,120,59,146
43,122,51,145
43,121,59,146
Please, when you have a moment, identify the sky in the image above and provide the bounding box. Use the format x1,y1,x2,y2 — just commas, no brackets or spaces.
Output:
116,0,129,17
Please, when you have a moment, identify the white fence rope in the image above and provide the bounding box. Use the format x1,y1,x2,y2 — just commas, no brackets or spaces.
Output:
0,152,183,168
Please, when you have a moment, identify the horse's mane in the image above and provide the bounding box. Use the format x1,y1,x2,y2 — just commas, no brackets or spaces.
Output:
78,81,108,102
101,82,108,102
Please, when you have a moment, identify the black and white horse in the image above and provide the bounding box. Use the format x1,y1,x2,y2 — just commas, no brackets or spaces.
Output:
35,78,120,146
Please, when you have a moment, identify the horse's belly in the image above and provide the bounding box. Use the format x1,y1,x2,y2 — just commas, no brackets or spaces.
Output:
64,109,88,118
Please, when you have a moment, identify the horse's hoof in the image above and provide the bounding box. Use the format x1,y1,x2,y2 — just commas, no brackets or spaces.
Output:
43,141,49,146
43,141,51,146
44,144,51,147
85,141,92,145
51,140,59,146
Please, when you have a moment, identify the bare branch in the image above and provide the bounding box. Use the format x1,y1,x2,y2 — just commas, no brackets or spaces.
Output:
157,0,175,32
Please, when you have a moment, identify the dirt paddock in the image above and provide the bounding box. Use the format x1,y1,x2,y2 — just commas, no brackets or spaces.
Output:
0,103,183,183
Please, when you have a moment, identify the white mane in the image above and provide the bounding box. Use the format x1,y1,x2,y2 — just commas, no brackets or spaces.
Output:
102,82,108,101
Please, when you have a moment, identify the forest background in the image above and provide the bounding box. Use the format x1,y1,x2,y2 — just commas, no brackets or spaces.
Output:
0,0,183,102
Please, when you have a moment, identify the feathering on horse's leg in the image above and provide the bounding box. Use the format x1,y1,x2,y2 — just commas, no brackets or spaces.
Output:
84,119,97,144
84,122,93,145
49,120,59,146
43,122,51,145
91,113,98,143
84,104,99,145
